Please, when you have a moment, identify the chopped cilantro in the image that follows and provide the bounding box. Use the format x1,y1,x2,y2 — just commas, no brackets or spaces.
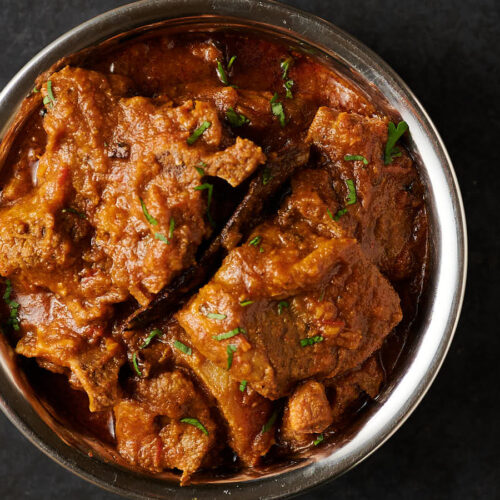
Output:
384,121,408,164
344,154,368,165
328,207,348,221
3,279,20,331
195,161,207,176
206,312,227,320
155,232,169,244
194,183,213,209
226,107,250,127
187,121,211,145
248,236,262,247
216,60,230,85
43,80,56,108
226,344,237,370
313,434,324,445
213,327,245,341
168,217,175,240
278,301,289,315
345,179,357,205
174,340,192,355
300,335,324,347
140,198,158,226
270,93,287,127
227,55,237,70
180,417,209,435
262,167,273,185
239,380,247,392
262,409,278,433
140,329,161,349
280,58,292,80
132,352,142,376
280,58,294,98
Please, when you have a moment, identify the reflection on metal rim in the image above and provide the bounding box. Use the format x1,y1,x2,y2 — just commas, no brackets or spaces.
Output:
0,1,467,499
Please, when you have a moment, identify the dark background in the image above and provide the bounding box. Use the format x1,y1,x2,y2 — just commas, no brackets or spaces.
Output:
0,0,498,498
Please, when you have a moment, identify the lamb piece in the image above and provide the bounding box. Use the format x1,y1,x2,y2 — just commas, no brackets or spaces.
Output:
306,107,427,279
325,355,385,424
166,323,275,466
114,370,217,484
15,292,123,411
177,219,401,400
126,144,309,329
0,66,265,325
281,380,333,444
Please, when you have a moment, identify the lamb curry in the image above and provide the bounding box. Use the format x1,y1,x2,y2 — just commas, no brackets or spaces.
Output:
0,30,428,484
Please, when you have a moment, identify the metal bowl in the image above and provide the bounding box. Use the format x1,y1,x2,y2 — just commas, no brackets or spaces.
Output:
0,0,467,498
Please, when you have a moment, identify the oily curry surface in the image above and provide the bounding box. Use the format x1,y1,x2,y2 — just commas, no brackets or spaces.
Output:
0,31,427,483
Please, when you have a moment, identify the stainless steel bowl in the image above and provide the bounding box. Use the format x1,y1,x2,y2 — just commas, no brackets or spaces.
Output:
0,0,467,498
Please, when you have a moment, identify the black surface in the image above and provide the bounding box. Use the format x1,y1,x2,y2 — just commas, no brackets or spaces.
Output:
0,1,498,499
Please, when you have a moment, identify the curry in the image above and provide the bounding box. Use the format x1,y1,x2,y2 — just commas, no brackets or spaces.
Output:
0,30,428,484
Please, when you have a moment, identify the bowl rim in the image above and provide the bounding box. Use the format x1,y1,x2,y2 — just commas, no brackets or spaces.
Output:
0,1,467,499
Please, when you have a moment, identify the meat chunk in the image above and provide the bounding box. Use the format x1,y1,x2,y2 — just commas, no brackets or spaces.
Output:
281,380,333,441
177,206,401,399
166,323,275,466
114,370,217,484
15,292,123,411
306,107,427,279
325,355,385,424
0,66,265,325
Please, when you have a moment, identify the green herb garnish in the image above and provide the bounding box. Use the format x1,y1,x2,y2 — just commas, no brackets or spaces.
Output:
318,289,326,302
278,301,289,315
195,161,207,176
187,121,211,145
213,327,246,341
194,183,213,208
168,217,175,240
328,207,347,221
227,55,237,70
174,340,192,355
216,60,230,85
334,208,348,220
248,236,262,247
132,352,142,376
262,167,273,185
3,279,20,331
180,417,209,435
280,58,292,80
206,312,227,320
262,410,278,433
240,300,254,307
344,154,368,165
43,80,56,108
140,198,158,226
280,58,294,98
300,335,324,347
140,329,161,349
270,93,287,127
239,380,247,392
384,121,408,164
313,434,324,445
345,179,357,205
155,232,169,244
194,183,214,225
62,207,86,219
226,344,237,370
226,107,250,127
